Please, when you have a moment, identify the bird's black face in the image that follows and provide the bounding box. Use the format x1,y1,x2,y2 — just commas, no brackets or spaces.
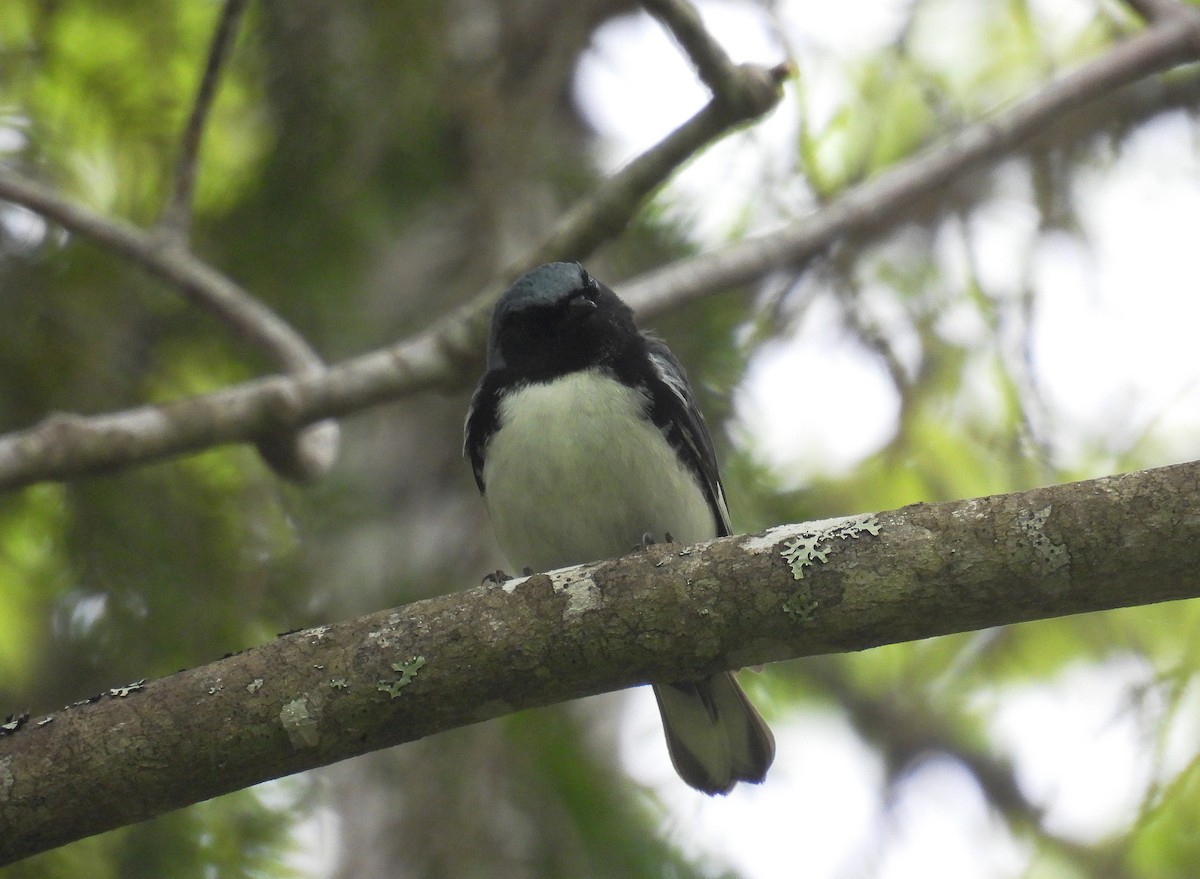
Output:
487,263,639,380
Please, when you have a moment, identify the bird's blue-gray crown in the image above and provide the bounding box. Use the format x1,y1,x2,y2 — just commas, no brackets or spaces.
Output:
487,261,597,369
498,261,586,313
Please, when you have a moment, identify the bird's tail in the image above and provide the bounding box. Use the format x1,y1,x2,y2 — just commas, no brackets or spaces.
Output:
652,672,775,795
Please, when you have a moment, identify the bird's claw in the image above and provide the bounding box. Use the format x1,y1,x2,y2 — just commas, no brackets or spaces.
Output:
481,566,534,585
631,531,675,553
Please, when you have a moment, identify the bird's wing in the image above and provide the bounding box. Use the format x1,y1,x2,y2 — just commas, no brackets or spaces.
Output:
645,339,732,537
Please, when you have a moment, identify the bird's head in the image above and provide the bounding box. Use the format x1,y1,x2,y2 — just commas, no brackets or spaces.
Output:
486,262,637,377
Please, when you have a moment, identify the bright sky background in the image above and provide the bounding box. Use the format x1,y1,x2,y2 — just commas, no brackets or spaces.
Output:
570,1,1200,877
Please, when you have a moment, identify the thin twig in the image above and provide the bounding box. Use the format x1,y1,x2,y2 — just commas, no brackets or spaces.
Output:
160,0,249,240
153,0,339,481
640,0,746,102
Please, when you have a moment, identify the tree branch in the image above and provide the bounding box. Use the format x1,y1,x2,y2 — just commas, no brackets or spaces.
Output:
158,0,338,481
1122,0,1200,25
619,13,1200,313
807,658,1141,879
0,166,343,482
640,0,772,107
0,0,340,483
1,14,1196,491
514,61,790,272
3,459,1200,864
0,57,789,491
159,0,249,241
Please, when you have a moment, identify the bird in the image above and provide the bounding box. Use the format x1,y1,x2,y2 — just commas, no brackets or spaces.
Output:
464,261,775,795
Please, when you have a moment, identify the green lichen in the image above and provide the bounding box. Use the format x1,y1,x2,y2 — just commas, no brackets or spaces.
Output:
377,656,426,698
1018,505,1070,570
782,594,818,624
279,697,319,748
781,514,880,580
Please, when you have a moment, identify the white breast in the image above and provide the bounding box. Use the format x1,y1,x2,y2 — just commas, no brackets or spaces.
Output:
482,370,717,572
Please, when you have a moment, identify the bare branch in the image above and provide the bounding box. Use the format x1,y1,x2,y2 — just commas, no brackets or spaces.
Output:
640,0,769,105
1122,0,1200,24
3,458,1199,864
0,340,440,492
1,15,1197,491
0,1,341,483
809,658,1140,879
621,14,1200,315
159,0,249,240
0,170,314,370
0,168,341,482
0,54,789,491
517,61,790,270
156,0,340,482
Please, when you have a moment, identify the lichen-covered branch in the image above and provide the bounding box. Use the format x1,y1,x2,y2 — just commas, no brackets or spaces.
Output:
3,459,1199,864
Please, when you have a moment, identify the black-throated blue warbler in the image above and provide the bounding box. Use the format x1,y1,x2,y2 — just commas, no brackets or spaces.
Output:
464,261,775,795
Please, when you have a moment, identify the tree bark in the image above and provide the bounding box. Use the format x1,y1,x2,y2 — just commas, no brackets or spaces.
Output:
3,458,1198,864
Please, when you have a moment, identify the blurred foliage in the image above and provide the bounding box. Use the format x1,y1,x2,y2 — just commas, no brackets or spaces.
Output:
2,0,1200,877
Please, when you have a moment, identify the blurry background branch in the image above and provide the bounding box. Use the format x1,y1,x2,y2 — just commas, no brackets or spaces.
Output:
0,1,791,493
620,11,1200,313
806,657,1141,879
3,458,1199,865
159,0,249,240
0,0,340,483
2,7,1198,492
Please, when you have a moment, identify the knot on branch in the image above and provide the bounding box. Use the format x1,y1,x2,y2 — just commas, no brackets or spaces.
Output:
254,378,340,482
716,62,792,123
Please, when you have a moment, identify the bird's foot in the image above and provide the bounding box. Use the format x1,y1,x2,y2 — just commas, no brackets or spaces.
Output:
481,567,534,585
632,531,675,553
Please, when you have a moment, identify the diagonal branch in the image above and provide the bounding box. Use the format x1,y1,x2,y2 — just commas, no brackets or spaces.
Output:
807,658,1140,879
1122,0,1200,24
619,13,1200,314
515,61,790,270
156,0,339,482
1,15,1197,492
2,458,1199,864
0,0,340,484
0,171,313,373
640,0,762,105
0,167,341,482
159,0,249,241
0,53,790,491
